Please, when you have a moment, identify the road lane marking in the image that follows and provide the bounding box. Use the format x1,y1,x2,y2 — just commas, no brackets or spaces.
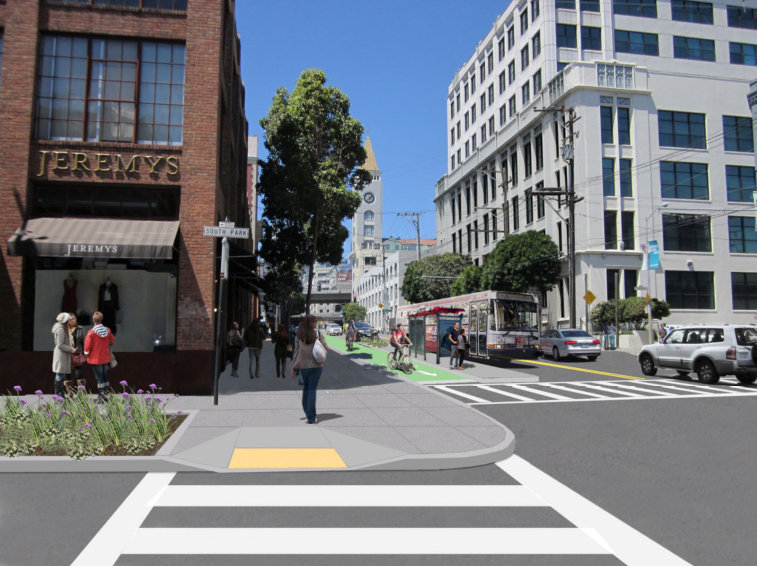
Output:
477,384,534,402
511,357,644,380
508,383,572,400
543,382,607,398
499,456,692,565
154,484,545,508
435,384,490,403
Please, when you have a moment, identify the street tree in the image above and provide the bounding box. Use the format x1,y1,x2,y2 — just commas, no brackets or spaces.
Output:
480,230,560,294
258,69,371,313
402,253,470,303
342,302,367,323
451,265,484,296
261,262,304,321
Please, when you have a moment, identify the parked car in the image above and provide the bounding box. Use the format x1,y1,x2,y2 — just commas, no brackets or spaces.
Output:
638,324,757,384
354,321,379,340
326,323,343,336
539,329,601,361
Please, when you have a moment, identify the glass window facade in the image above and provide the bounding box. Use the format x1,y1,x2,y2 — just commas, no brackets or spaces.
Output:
621,211,635,249
581,0,600,12
727,5,757,29
723,116,754,151
672,0,713,23
658,111,706,148
36,35,185,145
663,214,711,251
660,161,709,199
601,106,614,143
731,272,757,310
557,24,577,48
603,158,615,195
673,36,716,61
614,0,657,17
581,26,602,50
729,42,757,65
615,30,659,55
726,165,756,202
618,107,630,144
604,210,617,249
34,184,179,219
665,271,714,309
620,159,633,196
728,216,757,253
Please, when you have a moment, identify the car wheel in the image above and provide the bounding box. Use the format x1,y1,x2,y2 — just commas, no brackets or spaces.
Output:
552,347,561,361
587,355,598,361
676,370,690,377
736,374,756,385
639,353,657,376
695,359,719,384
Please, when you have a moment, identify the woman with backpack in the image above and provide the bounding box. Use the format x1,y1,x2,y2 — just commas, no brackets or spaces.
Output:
226,321,243,377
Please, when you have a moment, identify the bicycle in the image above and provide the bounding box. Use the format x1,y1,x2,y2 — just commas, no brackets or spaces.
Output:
345,333,355,352
386,343,415,375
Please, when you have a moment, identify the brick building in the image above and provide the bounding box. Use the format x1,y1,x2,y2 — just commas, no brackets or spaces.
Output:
0,0,254,394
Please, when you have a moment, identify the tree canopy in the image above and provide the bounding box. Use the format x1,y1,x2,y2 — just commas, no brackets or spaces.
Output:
342,302,367,323
451,264,483,296
480,230,561,294
401,253,471,303
258,69,371,311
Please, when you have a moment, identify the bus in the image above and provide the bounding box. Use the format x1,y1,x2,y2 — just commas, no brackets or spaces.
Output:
396,290,540,361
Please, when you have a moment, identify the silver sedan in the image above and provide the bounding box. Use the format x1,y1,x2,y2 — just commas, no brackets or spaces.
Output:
540,329,601,361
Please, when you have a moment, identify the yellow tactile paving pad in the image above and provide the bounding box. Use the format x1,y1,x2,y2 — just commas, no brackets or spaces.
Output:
228,448,347,469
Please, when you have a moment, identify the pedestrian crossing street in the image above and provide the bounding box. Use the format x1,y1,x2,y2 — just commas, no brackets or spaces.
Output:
430,377,757,406
72,456,690,566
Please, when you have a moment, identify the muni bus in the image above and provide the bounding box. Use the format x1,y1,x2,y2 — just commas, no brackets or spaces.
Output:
396,290,541,361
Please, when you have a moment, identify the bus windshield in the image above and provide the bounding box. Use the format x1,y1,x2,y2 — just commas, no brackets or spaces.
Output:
492,299,538,331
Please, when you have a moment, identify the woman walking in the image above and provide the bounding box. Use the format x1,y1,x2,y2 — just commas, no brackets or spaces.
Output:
457,327,469,370
51,312,77,397
291,315,327,424
84,311,115,402
271,323,290,378
226,321,243,377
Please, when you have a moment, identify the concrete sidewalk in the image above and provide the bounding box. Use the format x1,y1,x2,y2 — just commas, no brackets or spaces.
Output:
0,336,523,473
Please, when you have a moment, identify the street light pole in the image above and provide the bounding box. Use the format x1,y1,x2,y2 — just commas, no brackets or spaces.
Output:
644,202,668,344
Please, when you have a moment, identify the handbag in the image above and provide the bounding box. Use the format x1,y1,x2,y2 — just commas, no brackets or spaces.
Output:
312,332,327,364
72,351,86,367
109,352,118,369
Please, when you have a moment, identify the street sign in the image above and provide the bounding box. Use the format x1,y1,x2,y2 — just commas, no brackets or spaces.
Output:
583,290,596,304
203,226,249,239
382,308,392,313
219,220,235,228
379,303,384,308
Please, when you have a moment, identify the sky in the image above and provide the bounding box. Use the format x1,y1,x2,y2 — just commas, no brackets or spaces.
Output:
236,0,510,260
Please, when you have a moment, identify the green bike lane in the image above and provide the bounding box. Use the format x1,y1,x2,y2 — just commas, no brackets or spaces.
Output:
322,334,469,383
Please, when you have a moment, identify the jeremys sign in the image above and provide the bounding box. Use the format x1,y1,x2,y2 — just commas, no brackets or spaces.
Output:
36,150,180,179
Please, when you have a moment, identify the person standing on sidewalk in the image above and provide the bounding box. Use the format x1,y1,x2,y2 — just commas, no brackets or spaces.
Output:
226,322,243,377
245,318,265,378
457,327,470,370
271,323,290,379
84,311,115,402
67,313,87,396
291,315,327,424
51,312,76,397
447,322,460,367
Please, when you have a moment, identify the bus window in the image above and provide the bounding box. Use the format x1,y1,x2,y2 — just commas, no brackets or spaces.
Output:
488,301,497,331
494,299,538,330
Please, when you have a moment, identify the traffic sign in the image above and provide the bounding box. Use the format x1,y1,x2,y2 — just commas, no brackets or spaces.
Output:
645,293,651,304
583,290,596,304
382,308,392,313
379,303,384,308
203,226,249,239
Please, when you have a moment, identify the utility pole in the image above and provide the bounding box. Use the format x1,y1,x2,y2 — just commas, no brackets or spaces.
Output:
397,212,422,262
532,106,580,328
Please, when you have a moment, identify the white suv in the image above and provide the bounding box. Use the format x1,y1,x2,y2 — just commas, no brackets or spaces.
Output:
638,324,757,384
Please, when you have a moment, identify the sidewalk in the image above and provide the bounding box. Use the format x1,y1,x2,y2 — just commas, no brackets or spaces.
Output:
0,336,522,474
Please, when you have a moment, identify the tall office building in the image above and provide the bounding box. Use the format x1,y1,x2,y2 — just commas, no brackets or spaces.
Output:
0,0,253,393
350,136,383,296
435,0,757,329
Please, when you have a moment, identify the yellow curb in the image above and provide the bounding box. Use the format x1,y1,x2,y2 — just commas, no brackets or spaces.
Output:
228,448,347,469
510,358,644,380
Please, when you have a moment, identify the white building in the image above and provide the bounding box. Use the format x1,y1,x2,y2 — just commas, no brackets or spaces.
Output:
350,136,383,295
435,0,757,330
355,250,417,331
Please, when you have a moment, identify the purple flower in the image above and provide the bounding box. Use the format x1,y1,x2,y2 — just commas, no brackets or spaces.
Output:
155,397,162,402
34,389,44,396
149,383,157,390
13,385,22,392
53,395,64,402
125,405,132,411
174,393,180,397
126,414,132,419
84,423,92,427
61,410,71,416
77,385,86,390
119,380,128,387
20,399,28,405
121,392,130,398
151,418,156,423
137,389,144,394
177,410,184,414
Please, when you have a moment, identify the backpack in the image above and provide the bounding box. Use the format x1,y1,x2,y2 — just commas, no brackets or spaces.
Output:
441,326,453,348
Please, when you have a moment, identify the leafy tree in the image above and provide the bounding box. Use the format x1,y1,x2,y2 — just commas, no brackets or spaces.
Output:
620,297,647,328
342,302,367,322
480,231,560,294
261,262,303,320
590,300,619,330
258,69,371,313
651,298,671,320
451,265,483,296
591,297,671,330
401,253,471,303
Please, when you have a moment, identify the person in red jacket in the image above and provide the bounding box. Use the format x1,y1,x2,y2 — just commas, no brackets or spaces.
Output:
84,310,115,401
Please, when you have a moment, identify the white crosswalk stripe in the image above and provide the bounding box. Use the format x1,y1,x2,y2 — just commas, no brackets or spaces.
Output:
431,378,757,405
72,456,690,565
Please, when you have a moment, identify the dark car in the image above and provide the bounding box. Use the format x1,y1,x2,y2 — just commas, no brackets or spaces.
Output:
354,321,379,340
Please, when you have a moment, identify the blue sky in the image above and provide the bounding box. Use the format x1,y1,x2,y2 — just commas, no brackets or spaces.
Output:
236,0,508,258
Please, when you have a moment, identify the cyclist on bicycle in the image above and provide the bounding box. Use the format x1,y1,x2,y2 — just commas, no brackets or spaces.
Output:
390,323,413,361
345,321,357,350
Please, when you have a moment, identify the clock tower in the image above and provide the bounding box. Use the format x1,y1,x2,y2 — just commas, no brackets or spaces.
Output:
350,136,383,291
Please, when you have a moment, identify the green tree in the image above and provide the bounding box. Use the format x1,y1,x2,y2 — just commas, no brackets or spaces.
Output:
480,231,560,294
261,262,304,320
451,265,484,296
590,300,619,330
401,253,471,303
651,298,671,320
258,69,371,313
342,302,367,322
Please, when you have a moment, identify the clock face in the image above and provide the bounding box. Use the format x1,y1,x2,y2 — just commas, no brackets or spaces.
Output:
364,192,375,204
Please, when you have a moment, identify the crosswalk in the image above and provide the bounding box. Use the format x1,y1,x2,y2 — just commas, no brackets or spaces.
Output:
72,456,689,565
430,378,757,406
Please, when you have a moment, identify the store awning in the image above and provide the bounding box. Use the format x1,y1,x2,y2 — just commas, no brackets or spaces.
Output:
6,217,180,259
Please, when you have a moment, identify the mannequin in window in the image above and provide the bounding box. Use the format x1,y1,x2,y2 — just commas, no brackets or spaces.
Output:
61,273,78,313
98,277,120,335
